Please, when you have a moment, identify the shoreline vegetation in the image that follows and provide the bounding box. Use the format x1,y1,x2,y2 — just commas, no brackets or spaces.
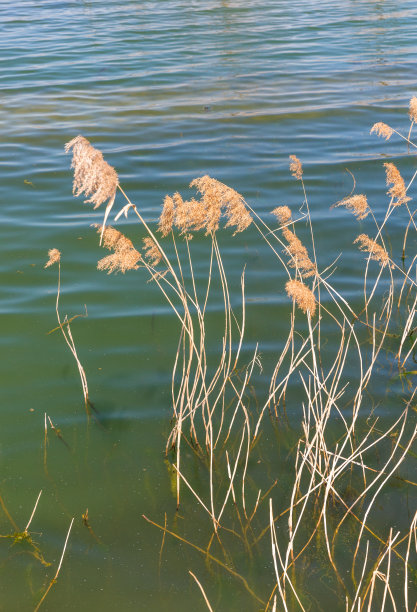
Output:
34,100,416,609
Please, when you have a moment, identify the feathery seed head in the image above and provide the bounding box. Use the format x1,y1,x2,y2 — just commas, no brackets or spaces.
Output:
354,234,390,267
65,135,119,210
271,206,292,224
286,279,316,316
289,155,303,180
190,175,252,235
158,195,175,237
370,122,393,140
94,224,141,274
409,97,417,123
143,237,163,267
282,228,316,278
44,248,61,268
335,194,369,220
384,162,410,206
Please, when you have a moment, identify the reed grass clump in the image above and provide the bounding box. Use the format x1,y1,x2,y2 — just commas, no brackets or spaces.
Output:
57,98,417,611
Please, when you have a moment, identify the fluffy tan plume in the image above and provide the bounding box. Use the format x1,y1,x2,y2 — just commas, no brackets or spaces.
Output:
370,122,393,140
354,234,390,267
271,206,292,224
65,136,119,244
409,97,417,123
94,225,141,274
286,279,316,316
45,248,61,268
282,228,316,278
289,155,303,180
335,194,369,220
384,162,410,206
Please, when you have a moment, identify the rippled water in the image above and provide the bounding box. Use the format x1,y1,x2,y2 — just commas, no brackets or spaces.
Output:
1,1,417,609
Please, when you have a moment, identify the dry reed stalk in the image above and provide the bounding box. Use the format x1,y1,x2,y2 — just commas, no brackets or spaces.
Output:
34,517,74,612
396,292,417,367
142,236,163,266
25,490,42,533
404,510,417,611
45,249,90,412
384,162,411,206
269,498,306,611
285,279,316,316
189,572,214,612
334,194,370,220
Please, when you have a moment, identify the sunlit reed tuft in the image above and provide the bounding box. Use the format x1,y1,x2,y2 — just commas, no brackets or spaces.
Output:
383,162,411,206
158,195,175,237
285,279,316,316
65,136,118,210
289,155,303,180
354,234,390,267
190,175,252,234
143,237,163,266
409,96,417,123
271,206,292,224
94,224,141,274
370,122,393,140
44,248,61,268
335,194,369,220
282,228,316,278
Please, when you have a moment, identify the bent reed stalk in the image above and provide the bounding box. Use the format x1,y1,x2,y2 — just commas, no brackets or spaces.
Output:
60,100,417,610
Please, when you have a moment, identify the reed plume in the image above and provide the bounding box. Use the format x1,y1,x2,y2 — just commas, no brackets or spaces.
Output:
189,175,252,234
158,195,175,237
143,236,163,266
94,224,141,274
44,248,61,268
354,234,390,267
285,279,316,316
370,122,393,140
271,206,292,224
409,96,417,123
282,227,316,278
65,136,119,244
334,194,369,220
289,155,303,180
65,136,118,210
384,162,411,206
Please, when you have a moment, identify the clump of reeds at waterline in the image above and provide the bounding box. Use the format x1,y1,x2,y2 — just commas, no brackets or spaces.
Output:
54,100,417,610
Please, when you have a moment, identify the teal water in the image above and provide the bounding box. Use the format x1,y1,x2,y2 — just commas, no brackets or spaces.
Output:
1,1,417,610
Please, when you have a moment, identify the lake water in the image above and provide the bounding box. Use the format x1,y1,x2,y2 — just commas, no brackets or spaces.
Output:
1,0,417,610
